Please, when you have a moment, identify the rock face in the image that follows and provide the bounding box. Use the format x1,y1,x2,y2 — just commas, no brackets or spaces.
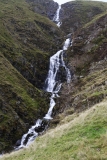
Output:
26,0,58,20
51,2,107,124
60,1,107,33
68,13,107,74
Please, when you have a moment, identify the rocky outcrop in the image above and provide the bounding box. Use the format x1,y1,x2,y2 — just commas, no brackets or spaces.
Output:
60,1,107,33
26,0,58,20
51,2,107,125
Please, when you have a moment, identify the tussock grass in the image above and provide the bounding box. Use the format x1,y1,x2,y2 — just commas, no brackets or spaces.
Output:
1,99,107,160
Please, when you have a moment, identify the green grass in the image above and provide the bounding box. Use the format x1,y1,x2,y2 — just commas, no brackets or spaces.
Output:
1,100,107,160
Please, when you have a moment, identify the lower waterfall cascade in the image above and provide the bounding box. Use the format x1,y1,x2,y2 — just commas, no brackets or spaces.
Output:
15,37,72,150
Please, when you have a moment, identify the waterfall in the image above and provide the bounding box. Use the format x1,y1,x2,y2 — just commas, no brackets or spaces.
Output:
15,37,71,150
53,5,61,27
43,38,71,119
45,38,71,93
44,96,56,120
44,50,63,93
15,4,71,150
15,119,42,149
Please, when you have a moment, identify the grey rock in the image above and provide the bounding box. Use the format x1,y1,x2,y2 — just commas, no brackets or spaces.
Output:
16,139,21,146
26,0,58,20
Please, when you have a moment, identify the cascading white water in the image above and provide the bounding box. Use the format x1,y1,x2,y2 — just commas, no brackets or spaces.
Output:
15,37,71,150
63,38,71,51
53,5,61,27
44,38,71,120
16,119,42,150
45,38,71,93
44,96,56,120
45,50,63,93
15,4,71,150
61,52,71,84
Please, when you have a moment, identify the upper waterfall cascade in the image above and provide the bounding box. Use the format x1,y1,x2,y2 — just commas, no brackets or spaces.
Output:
45,38,71,93
44,38,71,120
53,5,61,27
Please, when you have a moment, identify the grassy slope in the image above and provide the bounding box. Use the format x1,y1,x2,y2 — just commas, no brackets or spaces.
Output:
1,99,107,160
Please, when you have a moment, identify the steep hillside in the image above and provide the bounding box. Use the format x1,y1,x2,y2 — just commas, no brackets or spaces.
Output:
68,12,107,75
0,53,49,152
0,0,63,153
26,0,58,20
60,1,107,33
53,8,107,124
0,0,63,89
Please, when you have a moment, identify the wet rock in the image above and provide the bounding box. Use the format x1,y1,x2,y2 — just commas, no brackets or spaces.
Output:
35,120,49,133
66,33,72,38
35,126,45,133
16,140,21,147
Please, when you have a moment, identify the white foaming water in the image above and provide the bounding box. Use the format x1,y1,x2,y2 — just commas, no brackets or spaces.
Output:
61,52,71,83
44,96,56,120
16,119,42,149
62,39,71,83
53,5,61,27
44,38,71,120
63,38,71,50
45,50,63,93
